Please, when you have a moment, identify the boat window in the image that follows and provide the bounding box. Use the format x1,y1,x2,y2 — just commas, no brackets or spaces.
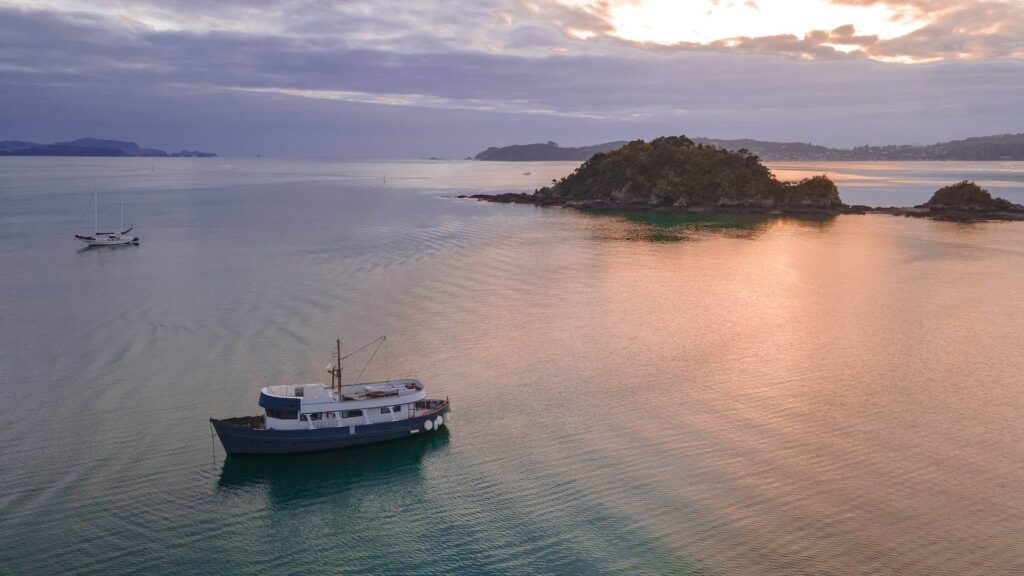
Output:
341,410,363,418
380,407,391,414
266,409,298,420
309,412,322,420
393,405,402,412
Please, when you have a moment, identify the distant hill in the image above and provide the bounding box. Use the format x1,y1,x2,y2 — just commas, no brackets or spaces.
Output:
475,140,627,161
0,137,216,157
0,140,37,152
476,134,1024,162
693,138,836,161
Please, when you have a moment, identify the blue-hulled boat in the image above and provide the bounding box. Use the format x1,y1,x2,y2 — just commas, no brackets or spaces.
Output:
211,338,450,455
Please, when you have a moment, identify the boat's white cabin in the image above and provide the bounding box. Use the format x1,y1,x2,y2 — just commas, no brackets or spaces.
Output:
259,379,426,431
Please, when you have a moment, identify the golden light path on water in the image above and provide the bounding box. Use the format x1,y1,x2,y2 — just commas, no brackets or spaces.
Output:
1,158,1024,574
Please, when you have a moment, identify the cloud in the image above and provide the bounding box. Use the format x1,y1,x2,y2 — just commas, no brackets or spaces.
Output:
505,0,1024,62
870,2,1024,61
5,0,1020,62
0,1,1022,156
224,86,609,119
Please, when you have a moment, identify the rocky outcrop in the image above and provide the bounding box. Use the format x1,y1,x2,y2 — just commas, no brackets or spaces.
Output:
924,181,1019,211
873,181,1024,221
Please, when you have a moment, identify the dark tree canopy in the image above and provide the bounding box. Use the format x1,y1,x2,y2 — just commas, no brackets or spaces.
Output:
925,181,1019,211
534,136,842,208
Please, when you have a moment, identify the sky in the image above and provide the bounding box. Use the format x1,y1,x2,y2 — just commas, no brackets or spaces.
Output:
0,0,1022,157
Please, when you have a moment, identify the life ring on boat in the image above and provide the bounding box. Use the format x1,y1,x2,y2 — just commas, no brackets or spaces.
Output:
424,419,434,431
435,415,443,428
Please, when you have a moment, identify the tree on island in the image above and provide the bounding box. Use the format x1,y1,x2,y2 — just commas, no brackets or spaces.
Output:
923,181,1021,211
777,175,841,207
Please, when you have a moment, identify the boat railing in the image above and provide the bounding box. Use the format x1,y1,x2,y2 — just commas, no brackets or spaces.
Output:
413,398,448,416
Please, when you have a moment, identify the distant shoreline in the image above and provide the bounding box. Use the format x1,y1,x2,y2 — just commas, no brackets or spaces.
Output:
0,137,216,158
474,134,1024,162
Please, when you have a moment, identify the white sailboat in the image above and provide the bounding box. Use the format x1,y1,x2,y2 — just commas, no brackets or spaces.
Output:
75,192,140,247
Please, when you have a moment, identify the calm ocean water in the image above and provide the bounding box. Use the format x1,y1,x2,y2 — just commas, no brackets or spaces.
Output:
2,158,1023,575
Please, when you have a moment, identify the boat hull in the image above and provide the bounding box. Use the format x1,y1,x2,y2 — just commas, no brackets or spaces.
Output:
211,400,450,455
77,236,139,246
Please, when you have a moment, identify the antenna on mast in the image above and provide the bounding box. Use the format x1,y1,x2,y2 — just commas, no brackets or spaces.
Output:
327,339,343,392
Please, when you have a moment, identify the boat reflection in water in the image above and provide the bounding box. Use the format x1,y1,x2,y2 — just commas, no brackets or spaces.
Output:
217,427,451,504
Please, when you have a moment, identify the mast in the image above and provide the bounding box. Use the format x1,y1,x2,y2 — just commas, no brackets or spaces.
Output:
120,202,124,233
335,339,343,391
94,191,98,235
328,339,343,392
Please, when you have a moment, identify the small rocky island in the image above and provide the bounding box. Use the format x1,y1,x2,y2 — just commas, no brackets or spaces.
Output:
876,181,1024,221
468,136,853,216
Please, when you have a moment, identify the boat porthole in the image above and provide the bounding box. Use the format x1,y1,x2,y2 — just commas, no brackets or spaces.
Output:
435,415,443,427
424,420,433,431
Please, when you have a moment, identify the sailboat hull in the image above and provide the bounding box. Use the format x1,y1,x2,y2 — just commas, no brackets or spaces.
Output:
77,235,139,246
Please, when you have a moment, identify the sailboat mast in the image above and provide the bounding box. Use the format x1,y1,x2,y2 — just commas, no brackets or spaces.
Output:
120,203,124,233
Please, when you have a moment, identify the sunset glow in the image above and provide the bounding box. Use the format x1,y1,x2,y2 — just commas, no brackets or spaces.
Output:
0,0,1020,155
575,0,929,45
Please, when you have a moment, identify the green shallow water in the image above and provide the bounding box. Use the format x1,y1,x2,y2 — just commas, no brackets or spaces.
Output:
2,158,1024,575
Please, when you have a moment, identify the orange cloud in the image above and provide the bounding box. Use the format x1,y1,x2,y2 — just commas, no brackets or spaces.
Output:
509,0,1024,63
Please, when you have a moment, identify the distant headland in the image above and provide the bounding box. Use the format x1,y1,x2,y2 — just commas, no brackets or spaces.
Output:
475,141,628,161
466,136,1024,222
0,137,216,157
475,133,1024,162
